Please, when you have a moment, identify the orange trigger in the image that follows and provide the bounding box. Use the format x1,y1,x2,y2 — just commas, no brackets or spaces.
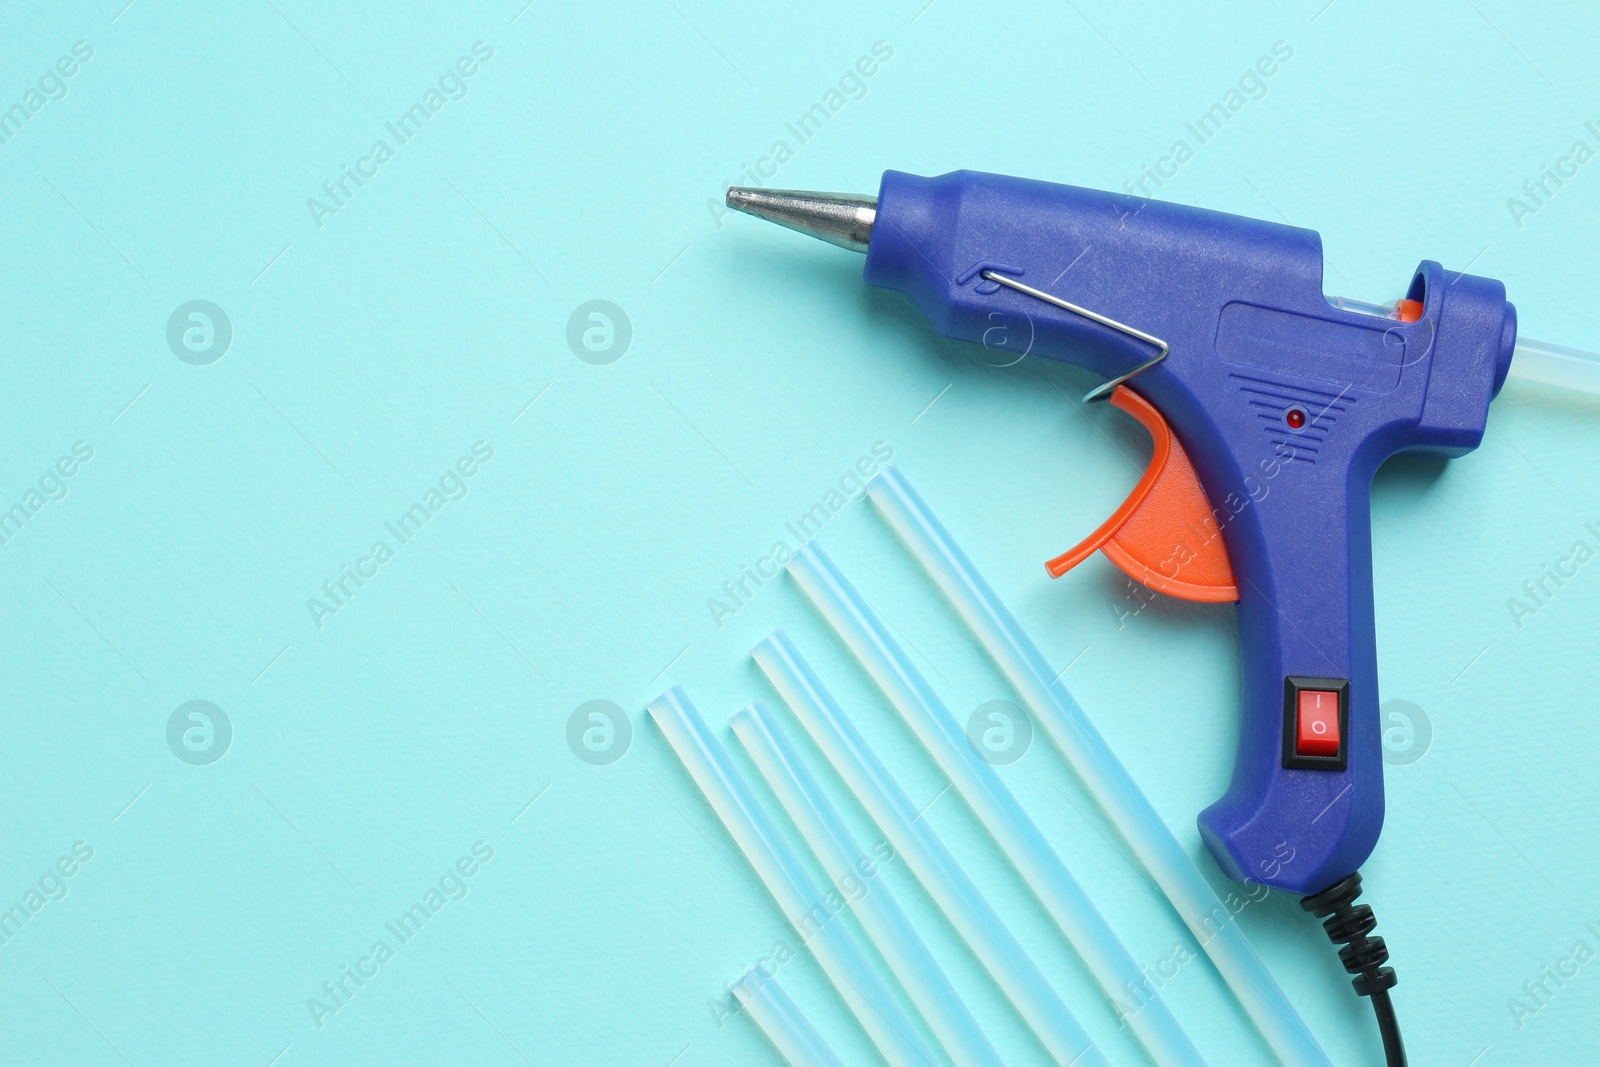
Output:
1047,385,1238,603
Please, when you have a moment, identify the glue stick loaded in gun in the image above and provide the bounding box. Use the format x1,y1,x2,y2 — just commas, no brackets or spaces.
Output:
727,171,1565,1066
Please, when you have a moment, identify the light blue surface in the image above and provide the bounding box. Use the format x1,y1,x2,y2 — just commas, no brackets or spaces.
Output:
2,1,1597,1064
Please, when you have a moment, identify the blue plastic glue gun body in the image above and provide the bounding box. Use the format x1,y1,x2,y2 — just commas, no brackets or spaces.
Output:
859,170,1516,894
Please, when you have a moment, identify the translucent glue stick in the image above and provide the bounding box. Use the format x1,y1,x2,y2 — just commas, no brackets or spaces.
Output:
752,632,1109,1067
647,687,940,1067
787,542,1205,1067
1331,294,1600,398
731,699,1004,1067
732,967,846,1067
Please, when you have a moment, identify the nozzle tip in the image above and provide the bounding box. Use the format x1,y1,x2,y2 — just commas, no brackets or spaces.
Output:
723,187,876,253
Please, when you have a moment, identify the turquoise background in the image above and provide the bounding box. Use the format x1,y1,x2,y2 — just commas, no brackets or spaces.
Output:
2,0,1598,1063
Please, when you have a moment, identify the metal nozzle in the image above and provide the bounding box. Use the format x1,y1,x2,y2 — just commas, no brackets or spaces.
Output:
725,187,876,253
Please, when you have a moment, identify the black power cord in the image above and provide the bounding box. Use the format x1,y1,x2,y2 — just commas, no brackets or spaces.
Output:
1301,871,1406,1067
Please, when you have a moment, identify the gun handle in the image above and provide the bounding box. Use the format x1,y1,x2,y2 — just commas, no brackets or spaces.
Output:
1197,457,1383,894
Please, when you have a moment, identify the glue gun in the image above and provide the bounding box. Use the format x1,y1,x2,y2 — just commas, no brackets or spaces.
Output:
727,170,1556,896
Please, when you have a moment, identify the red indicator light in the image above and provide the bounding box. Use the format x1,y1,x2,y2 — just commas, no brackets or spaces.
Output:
1286,408,1306,429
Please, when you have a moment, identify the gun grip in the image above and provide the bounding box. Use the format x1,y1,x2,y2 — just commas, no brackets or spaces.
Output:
1193,427,1384,894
